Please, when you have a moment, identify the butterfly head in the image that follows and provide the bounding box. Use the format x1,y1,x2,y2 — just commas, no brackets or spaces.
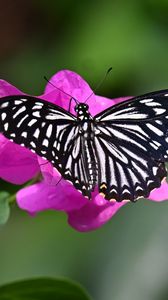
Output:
75,103,91,120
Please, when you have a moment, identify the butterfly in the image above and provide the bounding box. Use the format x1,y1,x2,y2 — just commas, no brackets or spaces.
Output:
0,90,168,202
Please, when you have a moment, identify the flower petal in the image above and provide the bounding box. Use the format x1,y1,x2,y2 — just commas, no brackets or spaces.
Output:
0,135,39,184
89,95,132,115
0,79,23,97
16,180,88,214
17,179,128,232
42,70,96,113
68,196,128,232
38,157,61,185
44,70,94,100
42,69,132,115
149,181,168,202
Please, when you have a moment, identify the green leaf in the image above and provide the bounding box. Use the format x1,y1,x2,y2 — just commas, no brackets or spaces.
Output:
0,278,91,300
0,192,10,225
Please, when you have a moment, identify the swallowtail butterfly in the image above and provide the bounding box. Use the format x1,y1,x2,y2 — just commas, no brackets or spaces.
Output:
0,90,168,202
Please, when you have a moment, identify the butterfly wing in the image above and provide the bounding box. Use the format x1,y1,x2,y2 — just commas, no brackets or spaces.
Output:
0,95,77,157
94,90,168,201
0,95,92,196
60,135,96,198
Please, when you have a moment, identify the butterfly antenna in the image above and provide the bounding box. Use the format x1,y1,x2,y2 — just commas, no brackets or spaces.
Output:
44,76,79,105
84,67,113,103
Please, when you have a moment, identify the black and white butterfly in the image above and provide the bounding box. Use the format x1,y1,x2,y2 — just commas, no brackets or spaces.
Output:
0,90,168,202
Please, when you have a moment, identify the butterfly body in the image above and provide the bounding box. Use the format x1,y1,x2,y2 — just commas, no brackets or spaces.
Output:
73,103,98,197
1,91,168,202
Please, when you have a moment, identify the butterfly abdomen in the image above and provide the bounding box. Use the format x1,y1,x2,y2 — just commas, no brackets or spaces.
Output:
79,120,98,196
84,138,98,192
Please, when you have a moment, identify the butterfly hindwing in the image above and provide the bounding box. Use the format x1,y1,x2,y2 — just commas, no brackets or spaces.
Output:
94,132,166,201
61,134,96,198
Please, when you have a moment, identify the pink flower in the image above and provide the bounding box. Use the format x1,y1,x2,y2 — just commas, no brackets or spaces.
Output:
0,70,168,232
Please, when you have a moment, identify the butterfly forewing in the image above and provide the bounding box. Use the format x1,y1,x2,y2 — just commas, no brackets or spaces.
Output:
0,95,75,170
95,90,168,122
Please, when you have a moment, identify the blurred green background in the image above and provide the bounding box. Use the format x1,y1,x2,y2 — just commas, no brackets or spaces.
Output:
1,0,168,299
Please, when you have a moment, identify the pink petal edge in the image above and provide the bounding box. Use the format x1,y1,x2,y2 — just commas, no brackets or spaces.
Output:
149,181,168,202
0,79,24,97
68,196,128,232
16,181,88,214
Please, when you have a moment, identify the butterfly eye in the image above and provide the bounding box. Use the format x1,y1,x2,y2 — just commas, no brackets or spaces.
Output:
74,105,78,112
84,104,89,110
